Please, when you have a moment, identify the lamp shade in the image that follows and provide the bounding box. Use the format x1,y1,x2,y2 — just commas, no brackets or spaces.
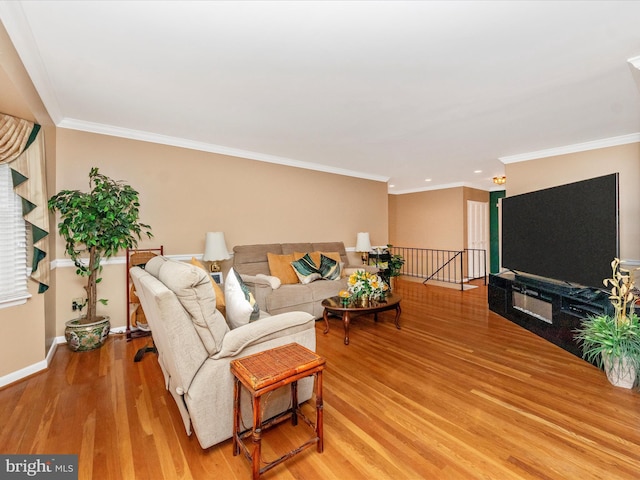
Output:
203,232,231,262
355,232,372,253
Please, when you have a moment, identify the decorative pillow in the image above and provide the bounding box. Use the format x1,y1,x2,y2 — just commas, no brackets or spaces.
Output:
190,257,226,311
294,251,343,275
318,254,342,280
294,251,321,266
225,268,261,328
291,253,322,284
157,259,228,355
321,251,342,264
267,252,299,284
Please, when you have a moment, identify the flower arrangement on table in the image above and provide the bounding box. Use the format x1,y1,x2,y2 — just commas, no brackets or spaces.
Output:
347,270,389,301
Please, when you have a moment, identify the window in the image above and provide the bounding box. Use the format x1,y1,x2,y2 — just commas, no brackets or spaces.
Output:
0,163,29,307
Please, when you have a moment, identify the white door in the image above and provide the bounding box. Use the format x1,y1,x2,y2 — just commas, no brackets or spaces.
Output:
467,200,489,279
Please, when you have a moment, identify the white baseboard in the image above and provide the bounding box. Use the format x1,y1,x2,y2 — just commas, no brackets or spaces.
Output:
2,327,130,389
0,358,48,389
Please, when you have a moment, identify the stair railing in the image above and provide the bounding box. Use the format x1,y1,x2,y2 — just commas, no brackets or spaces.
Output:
388,246,486,291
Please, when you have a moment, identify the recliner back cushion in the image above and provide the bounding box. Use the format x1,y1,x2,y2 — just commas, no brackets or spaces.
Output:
145,255,168,277
158,259,229,355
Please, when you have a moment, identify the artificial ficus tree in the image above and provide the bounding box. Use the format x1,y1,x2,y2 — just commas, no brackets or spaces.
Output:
49,168,153,322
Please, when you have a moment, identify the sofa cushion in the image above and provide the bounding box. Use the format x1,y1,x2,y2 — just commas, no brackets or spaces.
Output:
266,284,314,313
282,243,314,256
308,275,349,300
190,257,226,312
225,268,261,328
291,253,322,284
267,252,299,285
157,259,229,355
232,243,282,276
312,242,349,265
293,250,338,266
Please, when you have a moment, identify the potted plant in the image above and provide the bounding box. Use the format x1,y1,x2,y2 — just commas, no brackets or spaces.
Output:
386,244,405,291
574,258,640,389
49,168,152,351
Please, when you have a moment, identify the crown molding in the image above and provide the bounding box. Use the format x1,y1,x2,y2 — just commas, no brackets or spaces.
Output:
389,181,497,195
57,118,389,183
0,2,64,124
499,133,640,164
387,179,504,195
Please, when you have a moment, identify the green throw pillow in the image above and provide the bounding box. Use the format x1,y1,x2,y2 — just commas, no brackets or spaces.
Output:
291,253,322,284
319,254,341,280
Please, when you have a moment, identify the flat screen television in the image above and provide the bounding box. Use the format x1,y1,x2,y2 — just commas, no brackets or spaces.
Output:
501,173,619,290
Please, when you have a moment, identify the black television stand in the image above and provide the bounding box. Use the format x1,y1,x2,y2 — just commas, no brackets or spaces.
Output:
488,272,611,358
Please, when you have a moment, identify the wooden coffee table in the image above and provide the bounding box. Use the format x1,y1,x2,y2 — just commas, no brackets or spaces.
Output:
322,293,401,345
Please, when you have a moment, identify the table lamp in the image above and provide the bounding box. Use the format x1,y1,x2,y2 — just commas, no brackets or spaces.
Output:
355,232,372,265
203,232,231,272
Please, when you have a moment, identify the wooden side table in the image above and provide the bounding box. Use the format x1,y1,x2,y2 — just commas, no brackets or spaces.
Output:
230,343,325,479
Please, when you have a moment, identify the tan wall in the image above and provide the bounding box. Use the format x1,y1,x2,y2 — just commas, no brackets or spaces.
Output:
389,186,479,250
0,20,388,380
505,142,640,260
0,23,56,378
0,283,46,378
389,189,458,249
51,128,388,335
43,124,57,353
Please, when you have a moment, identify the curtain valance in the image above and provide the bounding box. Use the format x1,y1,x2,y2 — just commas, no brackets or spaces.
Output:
0,113,49,293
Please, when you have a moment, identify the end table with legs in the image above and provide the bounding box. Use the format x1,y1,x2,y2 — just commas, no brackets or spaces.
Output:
230,343,325,479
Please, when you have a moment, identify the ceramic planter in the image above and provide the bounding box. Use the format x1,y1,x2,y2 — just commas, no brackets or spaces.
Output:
602,353,637,389
65,316,111,352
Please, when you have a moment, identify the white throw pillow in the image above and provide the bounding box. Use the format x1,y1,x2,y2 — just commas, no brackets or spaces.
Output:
225,268,260,328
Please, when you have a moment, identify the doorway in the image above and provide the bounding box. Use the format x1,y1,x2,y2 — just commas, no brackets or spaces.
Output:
467,200,489,279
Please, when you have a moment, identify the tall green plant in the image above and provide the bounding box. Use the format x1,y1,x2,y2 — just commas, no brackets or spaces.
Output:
49,168,152,323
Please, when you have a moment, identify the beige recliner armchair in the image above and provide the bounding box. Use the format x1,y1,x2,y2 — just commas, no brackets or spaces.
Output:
130,256,316,449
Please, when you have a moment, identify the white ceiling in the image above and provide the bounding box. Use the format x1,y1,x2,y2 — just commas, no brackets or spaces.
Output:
2,1,640,193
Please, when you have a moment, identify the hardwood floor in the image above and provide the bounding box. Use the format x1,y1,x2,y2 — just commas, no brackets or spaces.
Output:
1,279,639,479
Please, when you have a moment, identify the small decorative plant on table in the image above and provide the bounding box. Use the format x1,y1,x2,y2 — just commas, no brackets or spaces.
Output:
574,258,640,389
347,270,389,306
48,167,153,351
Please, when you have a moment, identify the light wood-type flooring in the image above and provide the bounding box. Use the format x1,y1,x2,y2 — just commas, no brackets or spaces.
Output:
1,279,639,479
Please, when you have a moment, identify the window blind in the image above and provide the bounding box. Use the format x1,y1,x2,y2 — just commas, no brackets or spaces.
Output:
0,163,29,306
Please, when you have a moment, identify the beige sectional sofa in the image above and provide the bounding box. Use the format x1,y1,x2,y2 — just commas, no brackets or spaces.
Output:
130,255,316,449
233,241,374,318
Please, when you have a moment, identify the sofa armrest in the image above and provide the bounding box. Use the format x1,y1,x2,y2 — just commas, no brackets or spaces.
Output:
240,273,273,287
256,274,281,289
212,311,315,359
